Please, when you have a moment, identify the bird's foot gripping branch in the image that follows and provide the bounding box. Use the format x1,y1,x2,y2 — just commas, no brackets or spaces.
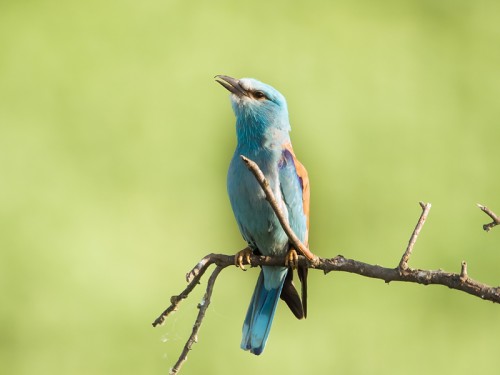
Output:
152,156,499,375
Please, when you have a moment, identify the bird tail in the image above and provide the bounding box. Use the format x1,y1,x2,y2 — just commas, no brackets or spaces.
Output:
241,268,287,355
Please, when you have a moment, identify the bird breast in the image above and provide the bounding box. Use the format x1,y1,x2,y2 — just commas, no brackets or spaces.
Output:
227,153,289,256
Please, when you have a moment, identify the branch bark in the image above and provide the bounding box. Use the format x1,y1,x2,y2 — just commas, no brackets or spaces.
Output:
152,156,499,374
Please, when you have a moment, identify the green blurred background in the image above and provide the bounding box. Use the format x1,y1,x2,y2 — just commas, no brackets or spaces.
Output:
1,0,499,374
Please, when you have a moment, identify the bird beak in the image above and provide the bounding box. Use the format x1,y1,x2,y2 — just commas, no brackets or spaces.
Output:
215,75,249,97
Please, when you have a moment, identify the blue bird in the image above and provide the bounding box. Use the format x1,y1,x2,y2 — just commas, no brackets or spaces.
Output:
216,75,310,355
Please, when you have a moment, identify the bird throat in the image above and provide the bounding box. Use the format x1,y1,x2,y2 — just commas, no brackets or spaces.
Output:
235,115,289,156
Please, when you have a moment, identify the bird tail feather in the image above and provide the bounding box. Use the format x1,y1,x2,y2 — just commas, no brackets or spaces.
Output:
241,269,286,355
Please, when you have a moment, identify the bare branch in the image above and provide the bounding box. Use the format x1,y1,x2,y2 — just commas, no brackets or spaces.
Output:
153,156,499,374
477,203,500,232
154,251,500,373
152,255,216,327
169,266,223,375
398,202,432,273
240,155,319,265
161,253,500,303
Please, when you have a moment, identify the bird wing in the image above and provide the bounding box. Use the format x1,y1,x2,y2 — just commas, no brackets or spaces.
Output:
278,142,310,245
278,142,310,318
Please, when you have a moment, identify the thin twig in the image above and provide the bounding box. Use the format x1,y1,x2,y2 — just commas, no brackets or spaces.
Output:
153,254,235,327
477,203,500,232
169,266,223,375
460,261,468,282
152,256,215,327
240,155,319,265
398,202,432,273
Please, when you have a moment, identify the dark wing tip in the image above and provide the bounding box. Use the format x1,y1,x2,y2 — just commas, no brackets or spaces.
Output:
280,269,304,320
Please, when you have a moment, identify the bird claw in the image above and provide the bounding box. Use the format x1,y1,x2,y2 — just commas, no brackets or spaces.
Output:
235,247,253,270
285,248,299,270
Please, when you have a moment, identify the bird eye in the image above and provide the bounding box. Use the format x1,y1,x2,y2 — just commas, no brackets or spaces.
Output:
253,91,266,100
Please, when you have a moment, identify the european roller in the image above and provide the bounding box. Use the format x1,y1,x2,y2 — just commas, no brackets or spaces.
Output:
216,75,310,355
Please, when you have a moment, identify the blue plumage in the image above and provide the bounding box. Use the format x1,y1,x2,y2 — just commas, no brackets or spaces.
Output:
216,75,310,355
240,271,286,355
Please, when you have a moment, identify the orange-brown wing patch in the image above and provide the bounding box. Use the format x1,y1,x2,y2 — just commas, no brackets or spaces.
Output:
283,142,310,246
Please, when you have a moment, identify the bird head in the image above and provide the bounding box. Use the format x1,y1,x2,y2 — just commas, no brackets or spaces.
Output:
215,75,291,138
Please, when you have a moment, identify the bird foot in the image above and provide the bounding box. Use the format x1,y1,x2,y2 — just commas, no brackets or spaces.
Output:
235,247,253,270
285,248,299,270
